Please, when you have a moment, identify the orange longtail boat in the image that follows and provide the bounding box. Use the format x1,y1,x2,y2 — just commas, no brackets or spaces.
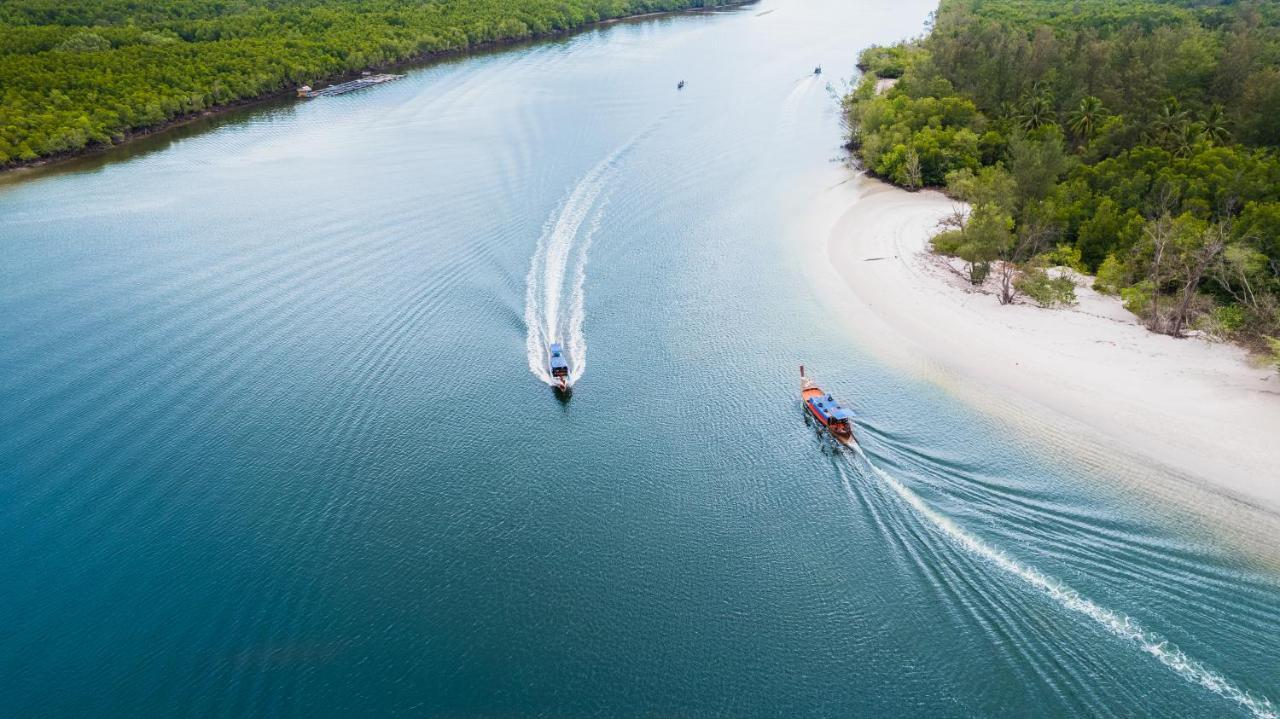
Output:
800,365,855,446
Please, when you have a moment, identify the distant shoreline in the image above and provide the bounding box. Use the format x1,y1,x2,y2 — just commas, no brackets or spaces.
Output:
796,168,1280,550
0,2,753,180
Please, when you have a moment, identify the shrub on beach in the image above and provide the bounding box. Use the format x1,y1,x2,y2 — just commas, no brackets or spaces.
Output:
1121,281,1156,319
931,229,965,256
1092,255,1129,295
1038,244,1085,273
1015,267,1077,308
1197,305,1246,340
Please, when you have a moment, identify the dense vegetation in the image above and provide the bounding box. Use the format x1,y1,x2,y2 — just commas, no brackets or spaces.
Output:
846,0,1280,357
0,0,730,166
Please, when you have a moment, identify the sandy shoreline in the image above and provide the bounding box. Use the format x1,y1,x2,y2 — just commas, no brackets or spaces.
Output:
799,169,1280,531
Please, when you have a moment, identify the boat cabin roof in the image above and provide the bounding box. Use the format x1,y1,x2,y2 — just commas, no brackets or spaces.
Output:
548,343,569,370
809,394,852,422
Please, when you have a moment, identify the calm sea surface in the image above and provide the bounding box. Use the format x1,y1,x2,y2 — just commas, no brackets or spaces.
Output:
2,1,1279,716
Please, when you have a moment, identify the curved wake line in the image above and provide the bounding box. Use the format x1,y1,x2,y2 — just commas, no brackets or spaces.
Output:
524,117,666,387
523,161,611,386
779,75,818,128
854,451,1277,719
564,206,603,383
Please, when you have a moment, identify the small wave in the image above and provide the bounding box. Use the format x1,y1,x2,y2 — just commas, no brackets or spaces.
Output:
854,450,1277,719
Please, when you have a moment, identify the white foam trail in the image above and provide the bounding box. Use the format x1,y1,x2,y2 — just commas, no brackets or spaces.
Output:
523,112,675,387
779,75,817,129
855,451,1277,719
523,228,551,383
565,206,604,383
523,147,626,387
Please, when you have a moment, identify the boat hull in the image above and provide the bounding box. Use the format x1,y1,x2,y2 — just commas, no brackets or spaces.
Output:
801,383,855,446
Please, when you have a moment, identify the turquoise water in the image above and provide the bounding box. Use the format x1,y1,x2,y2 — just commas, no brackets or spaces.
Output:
2,1,1279,716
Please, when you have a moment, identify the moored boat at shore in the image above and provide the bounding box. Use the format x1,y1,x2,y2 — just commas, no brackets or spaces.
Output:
800,365,854,445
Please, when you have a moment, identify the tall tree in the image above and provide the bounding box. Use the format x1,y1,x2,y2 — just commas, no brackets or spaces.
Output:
1169,222,1227,337
1201,104,1231,145
1067,95,1105,145
1018,93,1056,131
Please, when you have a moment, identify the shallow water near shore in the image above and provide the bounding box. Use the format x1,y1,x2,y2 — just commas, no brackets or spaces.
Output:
2,0,1279,716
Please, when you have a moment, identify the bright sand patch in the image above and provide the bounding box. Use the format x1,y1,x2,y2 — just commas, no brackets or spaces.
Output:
797,169,1280,552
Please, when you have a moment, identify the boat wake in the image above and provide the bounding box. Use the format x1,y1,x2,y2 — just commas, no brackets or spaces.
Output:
523,170,608,387
523,127,655,388
779,74,819,129
845,449,1278,719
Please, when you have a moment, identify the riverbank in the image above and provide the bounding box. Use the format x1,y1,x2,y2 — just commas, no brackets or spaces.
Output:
0,2,750,178
800,170,1280,521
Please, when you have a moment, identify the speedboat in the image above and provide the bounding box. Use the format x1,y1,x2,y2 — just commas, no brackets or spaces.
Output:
677,80,686,90
814,65,822,75
800,365,854,445
548,342,570,391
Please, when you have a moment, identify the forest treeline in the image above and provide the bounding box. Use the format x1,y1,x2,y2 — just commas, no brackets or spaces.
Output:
845,0,1280,359
0,0,730,167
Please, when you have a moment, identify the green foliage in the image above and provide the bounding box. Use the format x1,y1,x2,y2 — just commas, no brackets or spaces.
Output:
1241,69,1280,146
933,203,1015,284
844,0,1280,346
1268,337,1280,371
1017,93,1056,132
1093,254,1129,295
857,44,919,79
945,166,1017,213
930,229,965,256
1121,281,1156,317
1067,96,1107,143
1039,243,1085,272
853,89,983,186
0,0,726,165
56,31,112,53
1015,268,1077,307
1076,198,1145,270
965,204,1015,255
1201,304,1246,337
1007,126,1072,209
1235,201,1280,267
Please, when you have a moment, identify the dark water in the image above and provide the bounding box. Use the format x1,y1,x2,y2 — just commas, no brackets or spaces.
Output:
2,1,1279,716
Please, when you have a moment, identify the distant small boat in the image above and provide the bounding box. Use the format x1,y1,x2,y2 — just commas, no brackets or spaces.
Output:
677,80,686,90
800,365,854,445
548,342,570,391
813,65,822,75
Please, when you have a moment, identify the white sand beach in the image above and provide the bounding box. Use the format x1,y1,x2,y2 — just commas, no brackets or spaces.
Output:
798,170,1280,526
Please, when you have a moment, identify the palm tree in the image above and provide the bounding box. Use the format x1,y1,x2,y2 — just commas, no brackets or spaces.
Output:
1172,123,1201,157
996,101,1018,123
1201,104,1231,145
1151,97,1188,145
1067,95,1105,142
1018,94,1056,131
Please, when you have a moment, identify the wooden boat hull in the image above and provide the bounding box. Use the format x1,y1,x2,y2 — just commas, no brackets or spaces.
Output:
801,370,856,446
